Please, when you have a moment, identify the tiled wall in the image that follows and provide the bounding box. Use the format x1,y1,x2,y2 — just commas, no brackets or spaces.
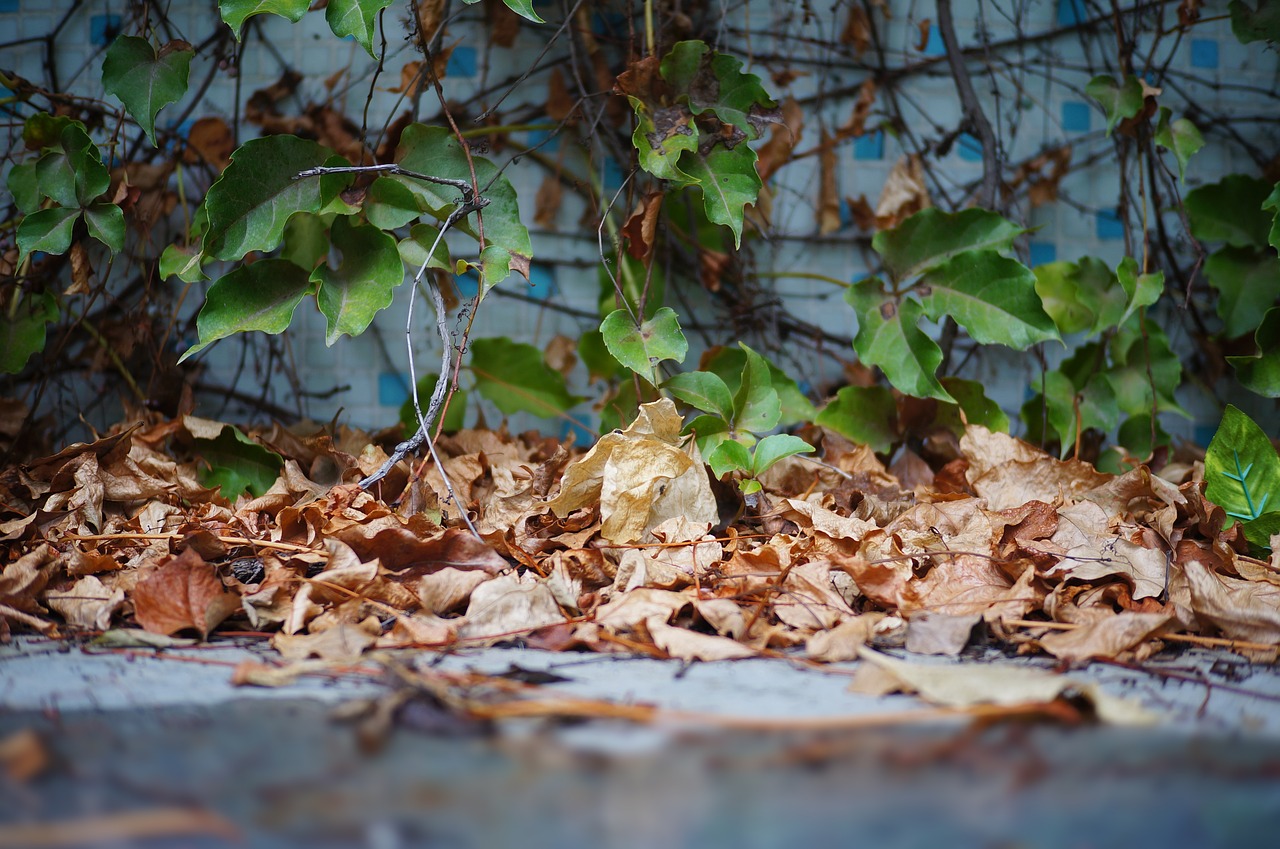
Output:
2,0,1277,445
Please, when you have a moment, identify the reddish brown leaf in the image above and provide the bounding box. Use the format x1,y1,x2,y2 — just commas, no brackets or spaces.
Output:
622,191,664,261
132,548,240,639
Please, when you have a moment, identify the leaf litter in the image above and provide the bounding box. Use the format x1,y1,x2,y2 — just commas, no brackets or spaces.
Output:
3,399,1280,728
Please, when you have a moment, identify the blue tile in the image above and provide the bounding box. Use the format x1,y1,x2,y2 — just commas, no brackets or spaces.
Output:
454,269,480,300
921,24,945,56
1029,242,1057,266
1062,101,1091,133
957,133,983,162
0,0,20,13
602,156,623,193
853,132,884,160
526,265,556,300
1096,209,1126,240
90,14,122,46
526,125,560,154
1193,424,1216,448
378,372,410,407
1057,0,1086,26
1190,39,1219,69
446,45,477,78
560,413,595,445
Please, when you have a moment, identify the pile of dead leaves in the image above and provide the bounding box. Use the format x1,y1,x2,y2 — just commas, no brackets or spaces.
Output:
3,399,1279,669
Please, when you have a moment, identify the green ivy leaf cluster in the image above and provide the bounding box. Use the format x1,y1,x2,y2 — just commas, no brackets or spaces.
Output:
621,41,778,247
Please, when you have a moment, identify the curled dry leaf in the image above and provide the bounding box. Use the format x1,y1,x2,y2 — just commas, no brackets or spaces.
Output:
875,154,931,229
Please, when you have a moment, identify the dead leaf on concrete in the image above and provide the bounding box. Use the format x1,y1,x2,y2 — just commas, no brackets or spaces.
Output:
645,615,757,661
45,575,126,631
132,548,240,639
1037,612,1173,662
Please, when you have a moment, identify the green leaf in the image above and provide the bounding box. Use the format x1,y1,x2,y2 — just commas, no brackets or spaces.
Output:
1185,175,1273,249
83,202,125,253
578,330,625,382
873,208,1025,283
1228,307,1280,397
1115,413,1170,462
1205,246,1280,338
681,144,761,249
1115,256,1163,327
365,177,426,230
627,95,698,183
660,41,776,139
1263,182,1280,253
1153,107,1204,183
7,163,39,214
664,370,735,420
733,343,781,433
707,439,752,479
160,243,205,282
202,135,341,261
193,425,284,498
815,385,898,453
917,252,1058,349
1033,261,1097,335
1204,405,1280,528
219,0,310,37
470,337,581,418
312,216,405,345
461,0,545,24
179,260,312,362
16,206,80,264
101,36,193,146
1241,513,1280,551
847,279,951,402
36,123,109,207
752,434,814,477
701,347,814,426
392,124,532,291
281,212,330,271
1229,0,1280,44
600,307,687,383
21,112,74,151
1105,324,1187,418
396,222,452,272
325,0,395,58
1085,74,1145,137
400,374,467,436
684,413,733,458
0,291,57,374
937,377,1010,435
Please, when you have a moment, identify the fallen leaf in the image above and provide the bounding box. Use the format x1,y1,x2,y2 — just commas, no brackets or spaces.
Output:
644,615,756,661
905,611,979,656
1182,559,1280,643
273,620,379,661
459,572,566,643
1037,612,1173,662
45,575,126,631
131,547,240,638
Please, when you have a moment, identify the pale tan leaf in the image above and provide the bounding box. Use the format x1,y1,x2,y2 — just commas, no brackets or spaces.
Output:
1182,559,1280,643
458,572,566,643
46,575,125,631
645,615,756,661
272,621,379,662
905,611,980,656
1038,612,1173,662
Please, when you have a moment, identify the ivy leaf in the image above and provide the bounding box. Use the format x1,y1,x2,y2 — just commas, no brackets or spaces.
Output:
461,0,545,24
219,0,310,38
16,206,80,265
36,123,109,208
600,307,687,384
660,41,777,140
179,260,312,362
280,212,330,271
0,291,57,375
917,252,1058,349
470,337,581,418
680,144,762,249
202,135,341,261
1115,256,1164,327
873,208,1025,283
160,243,205,282
1085,74,1145,137
7,163,39,214
1229,0,1280,44
101,36,193,147
312,216,404,345
664,371,735,421
733,343,781,433
701,347,814,425
626,95,699,183
1204,246,1280,339
193,425,284,498
936,378,1010,435
579,331,625,383
814,385,898,453
847,279,952,402
751,434,814,477
707,439,752,479
84,202,125,253
1263,182,1280,253
396,222,452,271
1228,307,1280,397
684,413,733,458
1153,107,1204,183
1204,406,1280,538
1185,175,1273,249
1033,261,1097,335
325,0,396,58
1105,324,1187,418
21,112,74,151
364,177,425,230
392,125,532,292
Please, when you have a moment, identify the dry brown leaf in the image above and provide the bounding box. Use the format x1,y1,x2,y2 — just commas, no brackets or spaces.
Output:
962,425,1111,511
545,66,575,122
855,647,1157,724
1037,612,1173,662
545,400,717,543
417,566,490,613
875,154,930,229
533,174,563,229
183,117,233,170
817,131,841,235
132,548,240,638
486,0,521,47
755,97,803,183
1182,559,1280,643
594,587,690,631
774,560,855,631
840,5,872,55
806,613,885,661
458,572,566,643
905,611,980,656
45,575,125,631
273,620,379,662
622,191,664,261
644,615,756,661
0,728,48,782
